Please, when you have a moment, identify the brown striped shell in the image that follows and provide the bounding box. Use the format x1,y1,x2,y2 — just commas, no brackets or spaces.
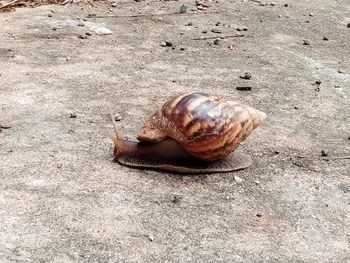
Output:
137,93,266,161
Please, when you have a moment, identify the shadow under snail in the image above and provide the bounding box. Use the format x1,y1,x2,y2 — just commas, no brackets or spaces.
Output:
106,92,266,174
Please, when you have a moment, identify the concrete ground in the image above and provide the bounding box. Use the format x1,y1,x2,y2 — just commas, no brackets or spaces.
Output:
0,0,349,262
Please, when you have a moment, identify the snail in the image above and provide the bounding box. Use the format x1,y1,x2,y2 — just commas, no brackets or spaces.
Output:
106,92,266,174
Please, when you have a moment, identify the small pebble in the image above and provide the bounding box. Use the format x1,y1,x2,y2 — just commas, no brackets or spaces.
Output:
215,22,221,26
69,113,77,118
237,26,248,31
315,80,322,85
322,36,329,41
270,3,275,6
211,28,222,34
202,30,207,33
186,22,193,26
254,180,260,185
52,27,58,31
0,124,11,129
309,12,314,17
321,150,328,157
171,193,183,203
274,150,280,154
111,2,117,7
239,72,252,80
234,175,243,183
114,113,122,121
77,22,85,27
66,57,71,61
180,47,185,51
146,234,154,242
86,32,92,36
347,23,350,28
95,27,113,35
284,3,288,7
278,14,282,18
179,4,188,13
302,39,310,45
256,213,262,217
213,38,220,45
236,86,252,91
48,13,53,17
161,41,173,47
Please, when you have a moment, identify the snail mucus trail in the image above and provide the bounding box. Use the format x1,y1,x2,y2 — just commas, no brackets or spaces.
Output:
106,93,266,174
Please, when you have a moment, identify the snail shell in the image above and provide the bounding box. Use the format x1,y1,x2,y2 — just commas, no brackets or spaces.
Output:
137,92,266,161
108,92,266,173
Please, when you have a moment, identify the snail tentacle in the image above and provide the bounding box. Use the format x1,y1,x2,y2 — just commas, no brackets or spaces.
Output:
107,108,139,158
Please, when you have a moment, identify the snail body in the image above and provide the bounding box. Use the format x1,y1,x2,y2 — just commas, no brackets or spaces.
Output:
108,92,266,174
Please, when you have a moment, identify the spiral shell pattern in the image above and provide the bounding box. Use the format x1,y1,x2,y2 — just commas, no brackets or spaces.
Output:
137,93,266,161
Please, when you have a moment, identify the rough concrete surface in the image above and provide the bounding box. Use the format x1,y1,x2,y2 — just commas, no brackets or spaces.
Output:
0,0,350,262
